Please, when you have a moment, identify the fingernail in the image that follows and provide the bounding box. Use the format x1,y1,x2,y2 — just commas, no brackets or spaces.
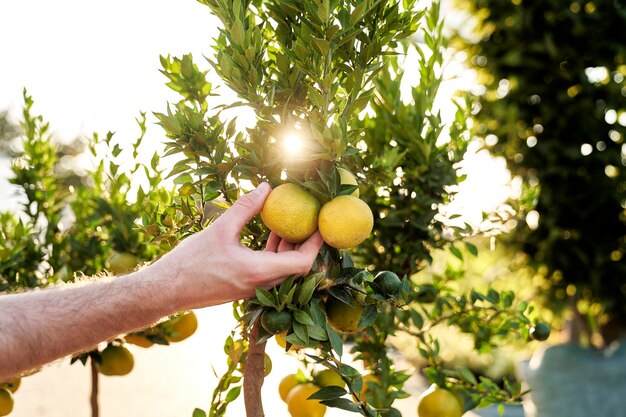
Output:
253,182,270,195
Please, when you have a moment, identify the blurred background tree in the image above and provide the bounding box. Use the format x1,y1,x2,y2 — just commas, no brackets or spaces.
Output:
458,0,626,347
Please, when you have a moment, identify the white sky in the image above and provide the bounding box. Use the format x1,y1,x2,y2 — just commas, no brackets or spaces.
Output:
0,0,513,227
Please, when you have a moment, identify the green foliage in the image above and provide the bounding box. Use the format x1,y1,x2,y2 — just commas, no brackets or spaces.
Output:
459,0,626,343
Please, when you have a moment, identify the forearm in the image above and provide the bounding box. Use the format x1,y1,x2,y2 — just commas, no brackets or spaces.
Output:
0,264,182,380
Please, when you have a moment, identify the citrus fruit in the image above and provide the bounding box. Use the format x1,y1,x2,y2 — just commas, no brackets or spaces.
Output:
286,383,326,417
106,252,140,275
0,388,13,417
261,183,320,243
279,373,301,402
125,334,154,348
529,322,551,341
166,311,198,342
98,345,134,376
316,369,344,388
325,297,364,334
318,195,373,249
359,373,380,400
417,385,463,417
1,378,20,394
374,271,402,296
264,354,272,377
338,167,359,197
261,310,292,335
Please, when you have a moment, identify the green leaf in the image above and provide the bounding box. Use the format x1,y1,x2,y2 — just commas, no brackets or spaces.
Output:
357,304,378,328
225,386,241,403
255,288,277,308
464,242,478,257
326,323,343,357
294,310,315,326
308,386,347,400
458,367,478,385
450,245,463,260
293,320,310,344
307,324,328,341
298,276,317,305
320,398,361,412
192,409,207,417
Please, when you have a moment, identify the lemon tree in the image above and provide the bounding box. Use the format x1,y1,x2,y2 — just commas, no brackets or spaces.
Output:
142,2,549,417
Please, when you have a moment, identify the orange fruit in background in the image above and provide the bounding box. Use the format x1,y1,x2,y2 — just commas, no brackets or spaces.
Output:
261,183,320,243
417,385,464,417
316,369,344,388
0,388,13,417
125,334,154,348
98,345,134,376
318,195,373,249
359,373,380,400
286,383,326,417
338,167,359,197
166,311,198,342
279,373,301,402
106,252,141,275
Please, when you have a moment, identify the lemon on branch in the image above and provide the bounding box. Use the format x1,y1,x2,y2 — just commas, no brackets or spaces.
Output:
325,296,364,334
318,195,373,249
316,369,345,388
261,183,320,243
98,345,134,376
286,383,326,417
0,388,13,417
279,373,302,402
417,385,464,417
165,311,198,342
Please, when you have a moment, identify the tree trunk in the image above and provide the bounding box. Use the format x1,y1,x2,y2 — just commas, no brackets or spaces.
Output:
90,357,100,417
243,323,266,417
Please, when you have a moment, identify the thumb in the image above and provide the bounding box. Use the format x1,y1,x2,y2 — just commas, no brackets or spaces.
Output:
217,182,271,237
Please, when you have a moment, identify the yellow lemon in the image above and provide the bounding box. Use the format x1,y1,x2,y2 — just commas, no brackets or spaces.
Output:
279,373,301,402
125,334,154,348
318,195,373,249
166,311,198,342
106,252,141,275
286,383,326,417
316,369,345,388
325,297,364,334
417,385,464,417
261,183,320,243
338,168,359,197
359,373,380,400
0,388,13,417
98,345,134,376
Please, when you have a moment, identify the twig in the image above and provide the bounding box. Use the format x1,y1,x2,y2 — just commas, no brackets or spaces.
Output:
90,356,99,417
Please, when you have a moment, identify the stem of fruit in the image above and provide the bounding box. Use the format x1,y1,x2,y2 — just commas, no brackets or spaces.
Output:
243,322,266,417
90,356,100,417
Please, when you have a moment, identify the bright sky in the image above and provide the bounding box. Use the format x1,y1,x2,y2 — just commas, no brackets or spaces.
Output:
0,0,513,227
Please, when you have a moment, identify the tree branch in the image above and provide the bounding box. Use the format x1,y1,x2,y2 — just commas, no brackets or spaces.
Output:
243,322,266,417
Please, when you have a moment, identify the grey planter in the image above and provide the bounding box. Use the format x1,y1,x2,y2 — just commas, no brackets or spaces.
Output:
520,342,626,417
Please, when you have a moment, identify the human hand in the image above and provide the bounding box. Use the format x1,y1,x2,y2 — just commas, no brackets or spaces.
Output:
153,183,323,310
